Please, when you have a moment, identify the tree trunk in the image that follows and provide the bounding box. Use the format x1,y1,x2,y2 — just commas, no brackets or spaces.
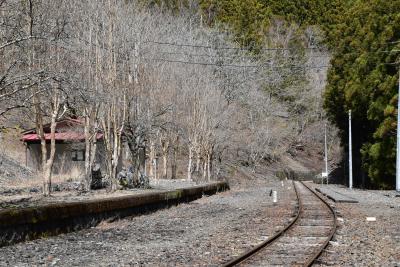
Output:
84,115,92,191
143,157,147,176
160,136,169,179
111,125,121,191
33,88,60,196
187,147,193,181
171,154,177,179
101,108,113,191
162,153,167,179
203,160,207,180
195,151,201,173
207,152,211,181
149,140,155,178
171,136,178,179
154,158,157,180
139,146,146,178
43,99,59,196
101,100,125,192
43,163,52,196
89,123,98,182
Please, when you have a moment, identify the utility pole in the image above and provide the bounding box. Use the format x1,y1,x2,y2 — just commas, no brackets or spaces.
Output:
349,110,353,189
324,123,329,184
397,69,400,191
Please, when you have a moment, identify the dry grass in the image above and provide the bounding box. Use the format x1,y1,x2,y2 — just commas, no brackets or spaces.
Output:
53,165,83,183
0,128,26,164
1,167,82,189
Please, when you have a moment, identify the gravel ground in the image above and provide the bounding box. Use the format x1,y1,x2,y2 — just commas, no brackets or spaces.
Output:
148,178,200,190
0,179,199,210
2,169,398,267
0,188,163,210
312,183,400,267
0,168,297,266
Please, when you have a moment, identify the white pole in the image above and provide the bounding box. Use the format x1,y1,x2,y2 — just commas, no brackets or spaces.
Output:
397,70,400,191
325,123,329,184
349,110,353,189
272,190,277,205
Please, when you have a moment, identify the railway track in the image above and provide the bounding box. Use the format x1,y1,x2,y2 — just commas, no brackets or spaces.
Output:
223,180,336,267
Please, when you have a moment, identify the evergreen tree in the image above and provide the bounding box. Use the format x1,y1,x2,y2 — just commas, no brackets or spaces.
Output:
198,0,400,188
200,0,270,50
138,0,188,12
324,0,400,188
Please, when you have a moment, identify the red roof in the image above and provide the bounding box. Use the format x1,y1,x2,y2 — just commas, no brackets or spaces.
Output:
22,118,84,134
22,132,103,142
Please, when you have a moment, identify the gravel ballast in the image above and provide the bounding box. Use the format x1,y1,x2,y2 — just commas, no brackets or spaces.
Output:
0,171,296,266
312,183,400,266
1,172,399,266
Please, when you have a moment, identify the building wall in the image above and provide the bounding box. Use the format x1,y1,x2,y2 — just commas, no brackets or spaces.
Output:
26,141,128,177
26,142,107,176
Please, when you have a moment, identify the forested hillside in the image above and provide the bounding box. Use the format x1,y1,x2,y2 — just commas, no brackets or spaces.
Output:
2,0,397,192
198,0,400,189
1,0,336,194
324,1,400,189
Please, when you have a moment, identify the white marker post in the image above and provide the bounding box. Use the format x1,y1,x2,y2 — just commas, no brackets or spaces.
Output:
397,70,400,191
349,110,353,189
272,191,277,205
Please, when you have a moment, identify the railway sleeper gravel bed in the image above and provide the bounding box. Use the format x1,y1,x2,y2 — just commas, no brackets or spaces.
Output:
312,183,400,266
0,181,228,247
224,181,336,267
0,170,297,266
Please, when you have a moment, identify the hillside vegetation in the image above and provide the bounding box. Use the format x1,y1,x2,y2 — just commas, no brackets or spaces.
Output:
197,0,400,189
1,0,337,194
7,0,398,191
325,1,400,188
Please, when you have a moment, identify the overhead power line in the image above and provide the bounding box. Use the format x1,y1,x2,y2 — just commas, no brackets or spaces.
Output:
143,57,329,69
154,50,330,59
144,40,328,52
66,36,331,69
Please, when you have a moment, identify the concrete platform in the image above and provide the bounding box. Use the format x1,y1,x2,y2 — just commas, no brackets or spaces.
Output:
0,181,229,247
315,187,358,203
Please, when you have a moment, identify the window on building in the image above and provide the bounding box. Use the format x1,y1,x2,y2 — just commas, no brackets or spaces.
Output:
72,150,85,161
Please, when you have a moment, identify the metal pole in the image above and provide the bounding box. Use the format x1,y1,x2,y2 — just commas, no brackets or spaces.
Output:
397,70,400,191
325,123,329,184
349,110,353,189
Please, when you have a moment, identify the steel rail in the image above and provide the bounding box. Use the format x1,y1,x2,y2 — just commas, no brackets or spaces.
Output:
300,181,337,267
222,180,336,267
222,180,301,267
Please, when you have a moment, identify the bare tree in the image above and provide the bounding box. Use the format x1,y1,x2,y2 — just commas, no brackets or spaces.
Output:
1,0,335,192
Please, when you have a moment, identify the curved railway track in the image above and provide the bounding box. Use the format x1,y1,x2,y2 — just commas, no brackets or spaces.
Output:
223,180,336,267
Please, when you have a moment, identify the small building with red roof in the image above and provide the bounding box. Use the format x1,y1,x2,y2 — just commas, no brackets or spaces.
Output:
21,118,108,176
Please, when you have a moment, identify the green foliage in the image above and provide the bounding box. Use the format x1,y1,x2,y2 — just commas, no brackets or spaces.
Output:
176,0,400,188
138,0,188,12
199,0,350,49
199,0,271,50
324,0,400,188
262,0,347,27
